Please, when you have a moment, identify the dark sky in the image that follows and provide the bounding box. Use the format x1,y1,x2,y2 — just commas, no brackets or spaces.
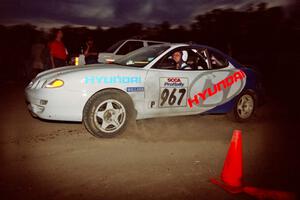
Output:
0,0,290,28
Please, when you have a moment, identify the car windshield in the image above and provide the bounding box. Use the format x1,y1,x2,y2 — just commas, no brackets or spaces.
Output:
114,45,170,68
106,40,125,53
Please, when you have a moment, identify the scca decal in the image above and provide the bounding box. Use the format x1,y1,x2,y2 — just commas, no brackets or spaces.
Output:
164,77,184,87
188,70,246,108
167,77,181,82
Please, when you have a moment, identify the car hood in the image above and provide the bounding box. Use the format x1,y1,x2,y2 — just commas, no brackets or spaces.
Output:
36,65,80,78
36,64,143,80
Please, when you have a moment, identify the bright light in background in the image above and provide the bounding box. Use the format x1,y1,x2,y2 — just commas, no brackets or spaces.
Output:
75,57,79,66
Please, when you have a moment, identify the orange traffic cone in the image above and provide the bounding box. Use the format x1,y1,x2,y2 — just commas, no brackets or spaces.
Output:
243,186,296,200
211,130,243,193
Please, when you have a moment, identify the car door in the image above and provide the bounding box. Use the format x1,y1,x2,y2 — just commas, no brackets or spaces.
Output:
143,46,246,118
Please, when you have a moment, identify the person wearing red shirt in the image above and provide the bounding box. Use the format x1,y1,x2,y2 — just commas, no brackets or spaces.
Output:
48,29,68,68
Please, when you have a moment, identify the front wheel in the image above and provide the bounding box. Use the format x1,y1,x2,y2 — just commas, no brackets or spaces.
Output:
83,90,134,138
228,91,256,122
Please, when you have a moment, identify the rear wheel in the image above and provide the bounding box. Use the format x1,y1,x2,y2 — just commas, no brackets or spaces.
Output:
229,91,256,122
83,90,134,138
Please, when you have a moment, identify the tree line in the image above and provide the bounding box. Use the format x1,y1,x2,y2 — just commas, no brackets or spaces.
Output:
0,2,299,99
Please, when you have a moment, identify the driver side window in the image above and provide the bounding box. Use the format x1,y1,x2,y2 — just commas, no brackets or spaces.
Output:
154,53,176,70
186,49,209,70
153,48,209,70
208,50,228,69
153,48,185,70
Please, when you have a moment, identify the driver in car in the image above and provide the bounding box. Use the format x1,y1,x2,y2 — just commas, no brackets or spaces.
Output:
172,51,191,70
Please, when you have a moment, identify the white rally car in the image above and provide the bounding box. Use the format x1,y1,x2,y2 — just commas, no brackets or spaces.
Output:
25,44,262,138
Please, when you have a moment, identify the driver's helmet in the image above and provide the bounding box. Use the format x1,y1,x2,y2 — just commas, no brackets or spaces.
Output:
182,50,188,62
180,50,191,69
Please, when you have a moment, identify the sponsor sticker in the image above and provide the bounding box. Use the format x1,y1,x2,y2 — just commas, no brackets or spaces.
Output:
84,76,142,84
126,87,144,92
160,77,188,88
188,70,246,108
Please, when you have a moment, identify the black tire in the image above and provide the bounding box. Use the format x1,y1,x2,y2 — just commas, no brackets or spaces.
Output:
83,90,134,138
228,90,256,122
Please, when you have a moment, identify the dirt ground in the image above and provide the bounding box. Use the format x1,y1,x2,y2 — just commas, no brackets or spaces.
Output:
0,82,299,200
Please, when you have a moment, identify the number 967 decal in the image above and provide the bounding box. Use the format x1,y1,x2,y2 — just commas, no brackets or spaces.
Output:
159,77,188,107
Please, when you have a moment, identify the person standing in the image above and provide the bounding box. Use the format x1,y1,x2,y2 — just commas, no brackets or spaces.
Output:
30,41,45,77
84,37,98,64
48,29,68,68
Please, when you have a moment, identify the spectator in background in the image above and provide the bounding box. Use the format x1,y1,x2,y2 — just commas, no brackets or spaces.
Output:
30,41,45,76
26,37,46,80
48,29,68,68
84,37,98,64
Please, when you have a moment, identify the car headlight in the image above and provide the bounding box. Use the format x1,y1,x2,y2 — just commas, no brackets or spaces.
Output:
45,79,64,88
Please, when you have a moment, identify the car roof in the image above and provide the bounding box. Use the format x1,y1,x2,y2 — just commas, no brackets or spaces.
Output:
138,43,226,55
167,43,226,54
125,39,167,43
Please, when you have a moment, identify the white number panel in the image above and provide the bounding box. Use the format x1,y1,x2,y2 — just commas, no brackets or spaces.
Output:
159,77,188,107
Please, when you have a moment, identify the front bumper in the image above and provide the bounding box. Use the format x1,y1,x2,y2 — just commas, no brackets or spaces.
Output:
25,87,87,122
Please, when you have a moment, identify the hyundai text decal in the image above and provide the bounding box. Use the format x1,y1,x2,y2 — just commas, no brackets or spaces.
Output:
84,76,142,84
188,70,246,108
